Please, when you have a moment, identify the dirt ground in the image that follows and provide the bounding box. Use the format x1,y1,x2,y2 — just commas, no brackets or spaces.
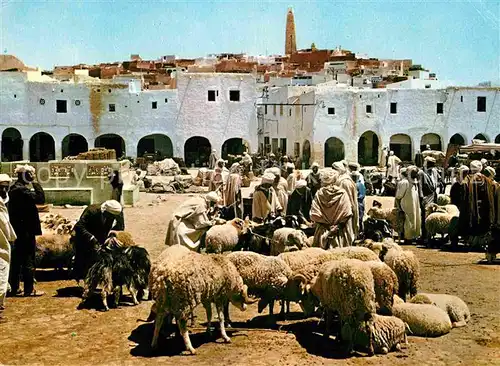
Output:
1,193,499,366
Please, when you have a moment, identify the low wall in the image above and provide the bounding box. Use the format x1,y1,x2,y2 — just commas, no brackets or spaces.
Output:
0,160,134,205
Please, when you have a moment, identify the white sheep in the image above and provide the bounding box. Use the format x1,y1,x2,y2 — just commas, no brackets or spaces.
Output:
392,302,452,337
359,238,402,261
35,234,72,270
278,247,326,272
344,314,407,354
309,259,377,354
437,194,451,206
365,261,399,315
226,251,292,317
383,248,420,301
270,228,308,256
205,218,248,253
425,203,459,218
367,206,403,234
410,293,470,328
150,250,256,354
425,213,456,240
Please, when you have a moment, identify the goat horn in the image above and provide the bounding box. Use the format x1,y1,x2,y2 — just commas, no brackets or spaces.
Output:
292,273,308,283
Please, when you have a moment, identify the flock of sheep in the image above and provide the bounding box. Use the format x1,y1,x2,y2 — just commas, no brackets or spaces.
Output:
148,225,470,356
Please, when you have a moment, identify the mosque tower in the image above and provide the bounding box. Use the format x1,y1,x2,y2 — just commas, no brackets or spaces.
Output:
285,7,297,55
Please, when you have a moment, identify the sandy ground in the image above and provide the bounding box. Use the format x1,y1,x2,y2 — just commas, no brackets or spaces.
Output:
1,193,500,365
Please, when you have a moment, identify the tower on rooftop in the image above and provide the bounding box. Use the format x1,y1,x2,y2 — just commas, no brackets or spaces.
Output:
285,8,297,55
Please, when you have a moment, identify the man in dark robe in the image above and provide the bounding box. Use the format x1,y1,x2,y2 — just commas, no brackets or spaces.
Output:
287,180,313,223
306,162,321,198
108,170,123,202
209,149,218,170
8,165,45,297
417,162,438,245
352,172,366,233
415,150,424,168
72,200,125,282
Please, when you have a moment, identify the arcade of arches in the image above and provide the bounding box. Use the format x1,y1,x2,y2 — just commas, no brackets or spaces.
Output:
137,134,173,158
184,136,211,167
95,134,126,158
474,133,489,142
29,132,55,162
1,128,23,162
62,134,88,158
496,134,500,143
449,133,466,146
389,134,412,162
324,137,345,167
358,131,379,166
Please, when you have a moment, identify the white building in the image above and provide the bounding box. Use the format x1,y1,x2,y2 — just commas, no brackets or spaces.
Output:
259,83,500,167
0,71,257,167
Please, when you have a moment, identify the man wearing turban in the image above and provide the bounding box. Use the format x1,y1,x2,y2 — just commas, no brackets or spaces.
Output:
252,173,282,222
287,179,313,223
72,200,125,282
306,162,322,198
332,161,360,241
8,165,45,297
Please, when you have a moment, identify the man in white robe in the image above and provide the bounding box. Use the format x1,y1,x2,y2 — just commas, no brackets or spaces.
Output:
0,174,17,322
387,151,402,179
395,167,421,244
164,191,221,251
332,162,360,241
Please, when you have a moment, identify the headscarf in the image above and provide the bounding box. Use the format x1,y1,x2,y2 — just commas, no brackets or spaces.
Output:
332,162,347,175
457,165,470,184
0,174,12,183
321,170,339,186
286,162,295,169
348,162,360,172
229,163,240,173
484,166,496,178
295,179,307,189
267,167,281,177
470,160,483,174
311,162,319,169
400,167,408,177
14,164,35,174
261,172,275,185
480,158,488,167
101,200,122,215
205,191,220,203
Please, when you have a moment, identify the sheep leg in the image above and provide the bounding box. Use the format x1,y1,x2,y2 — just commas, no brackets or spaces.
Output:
204,303,213,335
324,310,331,338
223,301,232,326
286,301,290,314
128,285,139,305
113,286,121,308
216,304,231,343
151,311,165,350
101,289,110,311
268,300,274,316
177,317,196,355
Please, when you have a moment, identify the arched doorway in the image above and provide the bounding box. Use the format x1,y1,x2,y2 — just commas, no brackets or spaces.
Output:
358,131,379,166
1,128,23,162
302,140,311,168
137,134,173,159
449,133,466,146
473,133,489,143
29,132,55,162
324,137,345,167
62,134,88,158
495,134,500,143
184,136,211,167
221,138,247,160
95,134,125,158
420,133,442,152
389,134,412,161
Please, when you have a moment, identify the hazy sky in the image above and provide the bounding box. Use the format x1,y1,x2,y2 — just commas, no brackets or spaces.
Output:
1,0,498,85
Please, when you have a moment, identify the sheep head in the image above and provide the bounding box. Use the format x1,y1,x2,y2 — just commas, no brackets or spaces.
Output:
230,218,247,235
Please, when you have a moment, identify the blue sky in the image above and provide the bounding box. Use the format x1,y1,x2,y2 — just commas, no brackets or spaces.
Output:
1,0,498,85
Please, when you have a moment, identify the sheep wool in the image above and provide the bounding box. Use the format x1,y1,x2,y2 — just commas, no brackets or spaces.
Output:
150,250,252,354
425,212,454,238
271,227,308,255
365,261,399,315
392,302,452,337
328,246,381,262
205,218,247,253
437,194,451,206
278,247,326,272
35,234,72,270
346,314,407,355
383,248,420,301
410,293,470,328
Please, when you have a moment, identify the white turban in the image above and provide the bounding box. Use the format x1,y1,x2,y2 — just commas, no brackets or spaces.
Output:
348,162,360,171
0,174,12,183
295,179,307,189
229,163,240,173
332,162,346,174
311,162,319,168
321,170,339,186
400,167,408,176
470,160,483,174
480,158,488,166
261,172,275,185
286,162,295,169
268,167,281,176
484,166,496,178
424,157,436,163
205,191,220,203
101,200,122,215
14,164,35,174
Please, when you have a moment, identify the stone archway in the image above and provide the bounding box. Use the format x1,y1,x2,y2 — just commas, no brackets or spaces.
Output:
184,136,212,167
324,137,345,167
137,134,173,158
495,134,500,144
1,128,23,162
29,132,55,162
473,133,489,143
420,133,442,152
449,133,466,146
389,134,412,161
221,138,248,160
302,140,311,168
358,131,379,166
62,134,88,158
95,134,126,158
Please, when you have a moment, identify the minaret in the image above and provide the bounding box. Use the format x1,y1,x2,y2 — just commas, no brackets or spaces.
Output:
285,8,297,55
